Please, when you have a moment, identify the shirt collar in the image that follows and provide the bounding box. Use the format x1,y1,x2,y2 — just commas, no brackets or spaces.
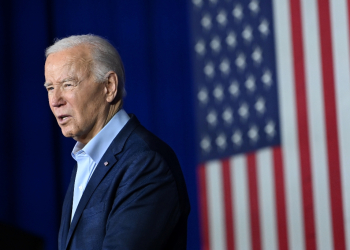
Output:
71,109,130,164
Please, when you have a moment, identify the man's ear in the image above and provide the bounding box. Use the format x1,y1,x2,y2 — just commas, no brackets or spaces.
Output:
105,71,118,103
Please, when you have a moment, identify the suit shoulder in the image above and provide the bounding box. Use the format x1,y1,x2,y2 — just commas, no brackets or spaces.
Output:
112,120,190,217
125,125,178,163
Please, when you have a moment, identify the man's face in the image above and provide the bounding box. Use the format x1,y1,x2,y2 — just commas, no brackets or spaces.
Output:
44,46,108,144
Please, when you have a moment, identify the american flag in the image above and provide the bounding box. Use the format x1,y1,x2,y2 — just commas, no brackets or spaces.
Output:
191,0,350,250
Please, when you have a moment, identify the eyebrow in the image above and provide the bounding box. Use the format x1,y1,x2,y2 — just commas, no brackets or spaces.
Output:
43,82,52,88
43,77,77,88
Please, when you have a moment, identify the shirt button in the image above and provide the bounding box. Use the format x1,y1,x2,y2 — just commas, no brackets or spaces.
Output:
79,185,83,191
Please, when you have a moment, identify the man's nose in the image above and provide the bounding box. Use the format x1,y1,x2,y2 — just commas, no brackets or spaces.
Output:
50,88,66,108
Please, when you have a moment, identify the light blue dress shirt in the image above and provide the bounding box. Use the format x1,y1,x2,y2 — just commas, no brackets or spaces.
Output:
71,109,130,221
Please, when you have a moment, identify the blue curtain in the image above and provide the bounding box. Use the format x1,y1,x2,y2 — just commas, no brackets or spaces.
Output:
0,0,200,249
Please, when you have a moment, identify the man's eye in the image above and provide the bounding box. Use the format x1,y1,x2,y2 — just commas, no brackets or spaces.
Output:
63,83,73,88
46,87,54,91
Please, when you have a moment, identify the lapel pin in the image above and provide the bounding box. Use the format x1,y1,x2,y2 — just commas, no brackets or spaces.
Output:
104,161,109,166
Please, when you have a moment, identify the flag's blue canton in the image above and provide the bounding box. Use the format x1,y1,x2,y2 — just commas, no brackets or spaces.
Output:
192,0,281,163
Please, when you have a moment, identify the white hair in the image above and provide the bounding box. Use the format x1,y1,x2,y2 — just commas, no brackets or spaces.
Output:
46,34,126,100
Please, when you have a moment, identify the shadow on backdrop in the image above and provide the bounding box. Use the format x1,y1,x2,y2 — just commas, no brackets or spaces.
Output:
0,222,44,250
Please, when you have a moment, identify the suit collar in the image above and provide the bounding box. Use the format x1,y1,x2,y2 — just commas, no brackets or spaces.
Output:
103,114,140,156
63,114,140,249
71,109,130,164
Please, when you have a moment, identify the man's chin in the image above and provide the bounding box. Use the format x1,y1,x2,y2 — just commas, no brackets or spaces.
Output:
60,128,75,138
59,126,89,143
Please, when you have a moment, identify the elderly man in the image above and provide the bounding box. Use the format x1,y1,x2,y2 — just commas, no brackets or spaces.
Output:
44,34,190,250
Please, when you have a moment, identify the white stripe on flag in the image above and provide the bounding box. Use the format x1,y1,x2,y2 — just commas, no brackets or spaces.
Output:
330,0,350,249
272,0,305,249
301,0,333,249
256,148,278,250
206,160,226,250
231,155,251,250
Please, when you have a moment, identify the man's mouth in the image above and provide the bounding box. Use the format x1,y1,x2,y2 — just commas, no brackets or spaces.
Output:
57,115,71,124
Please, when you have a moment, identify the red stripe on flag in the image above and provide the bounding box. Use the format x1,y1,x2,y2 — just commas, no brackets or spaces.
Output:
222,159,235,250
289,0,317,249
198,164,210,250
273,147,289,250
316,0,346,249
247,153,261,250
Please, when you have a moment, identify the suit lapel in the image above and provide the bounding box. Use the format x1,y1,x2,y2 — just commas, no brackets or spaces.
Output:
64,114,140,249
59,166,76,250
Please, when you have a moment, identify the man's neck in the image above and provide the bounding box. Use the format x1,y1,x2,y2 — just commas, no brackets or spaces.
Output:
104,100,122,126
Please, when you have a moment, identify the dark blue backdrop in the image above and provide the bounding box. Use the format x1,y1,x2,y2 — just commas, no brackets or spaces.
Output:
0,1,200,249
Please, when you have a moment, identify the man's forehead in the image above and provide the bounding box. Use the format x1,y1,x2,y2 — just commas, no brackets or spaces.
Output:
45,58,76,79
45,46,92,77
46,46,91,66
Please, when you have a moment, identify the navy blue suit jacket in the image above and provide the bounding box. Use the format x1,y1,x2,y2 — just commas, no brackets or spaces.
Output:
58,115,190,250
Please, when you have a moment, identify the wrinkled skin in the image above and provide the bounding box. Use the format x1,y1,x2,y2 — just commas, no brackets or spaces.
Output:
44,45,118,145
